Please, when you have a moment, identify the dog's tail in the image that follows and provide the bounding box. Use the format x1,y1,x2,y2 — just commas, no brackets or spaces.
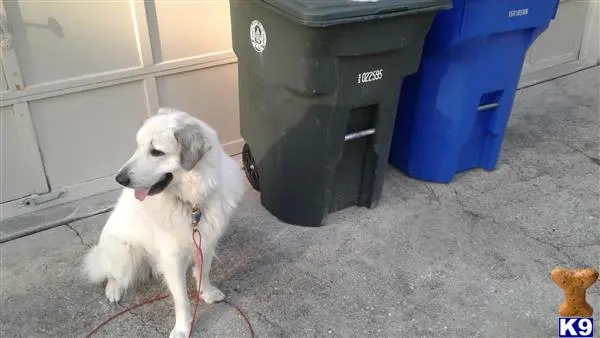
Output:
83,245,109,284
83,239,147,285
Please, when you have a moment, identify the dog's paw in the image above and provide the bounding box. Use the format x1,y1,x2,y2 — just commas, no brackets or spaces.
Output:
105,278,124,303
201,285,225,304
169,325,190,338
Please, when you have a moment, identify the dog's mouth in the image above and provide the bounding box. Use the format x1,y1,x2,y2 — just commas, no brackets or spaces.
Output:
134,173,173,201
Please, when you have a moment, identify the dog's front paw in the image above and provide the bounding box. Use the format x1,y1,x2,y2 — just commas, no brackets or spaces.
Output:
105,278,124,303
168,326,190,338
201,285,225,304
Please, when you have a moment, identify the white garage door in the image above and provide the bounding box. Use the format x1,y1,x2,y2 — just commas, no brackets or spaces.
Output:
1,0,242,219
521,0,599,86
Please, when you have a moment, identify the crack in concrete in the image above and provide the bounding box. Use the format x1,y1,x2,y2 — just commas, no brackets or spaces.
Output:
65,223,91,249
561,241,600,248
423,183,441,206
451,189,588,267
558,140,600,166
452,188,487,221
513,224,587,267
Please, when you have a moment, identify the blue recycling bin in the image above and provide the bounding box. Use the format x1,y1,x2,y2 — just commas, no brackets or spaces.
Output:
389,0,560,183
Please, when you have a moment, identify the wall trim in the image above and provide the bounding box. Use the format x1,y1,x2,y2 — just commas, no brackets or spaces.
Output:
1,53,238,107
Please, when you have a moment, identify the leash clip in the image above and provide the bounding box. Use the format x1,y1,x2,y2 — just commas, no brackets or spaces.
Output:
191,208,202,227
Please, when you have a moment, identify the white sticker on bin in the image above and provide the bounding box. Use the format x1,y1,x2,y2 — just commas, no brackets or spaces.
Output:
250,20,267,53
357,69,383,84
508,8,529,18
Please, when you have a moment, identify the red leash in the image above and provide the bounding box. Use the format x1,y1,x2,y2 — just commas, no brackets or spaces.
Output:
85,294,170,338
188,229,204,337
86,229,254,338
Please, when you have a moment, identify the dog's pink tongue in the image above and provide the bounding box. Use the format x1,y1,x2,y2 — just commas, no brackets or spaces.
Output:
134,188,149,201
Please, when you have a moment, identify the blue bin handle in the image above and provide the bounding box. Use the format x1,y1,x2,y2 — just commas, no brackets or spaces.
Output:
477,102,499,112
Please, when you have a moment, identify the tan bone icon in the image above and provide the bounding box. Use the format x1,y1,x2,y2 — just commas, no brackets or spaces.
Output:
551,267,598,317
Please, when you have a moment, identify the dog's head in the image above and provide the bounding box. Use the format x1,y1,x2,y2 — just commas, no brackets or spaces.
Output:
115,108,212,201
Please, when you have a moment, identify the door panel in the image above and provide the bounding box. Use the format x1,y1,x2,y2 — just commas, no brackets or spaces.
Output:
3,0,141,86
29,81,148,189
154,0,233,62
156,63,242,154
1,105,48,203
522,0,587,74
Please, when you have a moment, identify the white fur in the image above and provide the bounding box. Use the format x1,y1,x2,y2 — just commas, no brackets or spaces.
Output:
83,108,245,338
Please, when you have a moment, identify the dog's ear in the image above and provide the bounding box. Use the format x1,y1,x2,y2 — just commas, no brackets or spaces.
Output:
174,123,212,171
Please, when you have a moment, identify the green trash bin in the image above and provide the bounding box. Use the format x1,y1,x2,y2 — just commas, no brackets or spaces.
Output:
230,0,451,227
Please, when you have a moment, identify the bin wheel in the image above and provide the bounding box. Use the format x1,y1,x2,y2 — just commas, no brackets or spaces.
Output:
242,143,260,191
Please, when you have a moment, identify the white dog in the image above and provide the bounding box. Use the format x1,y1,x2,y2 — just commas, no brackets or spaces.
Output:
83,107,245,337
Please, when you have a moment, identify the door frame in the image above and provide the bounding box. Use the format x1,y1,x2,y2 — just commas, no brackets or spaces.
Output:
579,0,600,65
519,0,599,88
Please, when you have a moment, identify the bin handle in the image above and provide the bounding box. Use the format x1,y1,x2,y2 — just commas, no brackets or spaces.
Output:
345,128,375,142
478,102,499,112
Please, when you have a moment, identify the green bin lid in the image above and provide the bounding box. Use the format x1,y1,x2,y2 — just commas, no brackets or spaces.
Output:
262,0,452,27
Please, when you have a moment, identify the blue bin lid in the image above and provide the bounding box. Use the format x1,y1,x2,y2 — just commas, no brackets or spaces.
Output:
262,0,452,27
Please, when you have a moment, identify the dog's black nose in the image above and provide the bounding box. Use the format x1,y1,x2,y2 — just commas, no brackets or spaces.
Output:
115,171,131,187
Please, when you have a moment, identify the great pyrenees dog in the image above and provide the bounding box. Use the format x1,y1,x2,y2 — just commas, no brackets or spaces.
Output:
83,107,245,337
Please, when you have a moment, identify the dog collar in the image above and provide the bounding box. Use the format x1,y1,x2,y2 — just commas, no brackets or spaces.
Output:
191,207,202,227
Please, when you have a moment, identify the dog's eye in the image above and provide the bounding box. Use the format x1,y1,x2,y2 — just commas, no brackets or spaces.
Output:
150,148,165,157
